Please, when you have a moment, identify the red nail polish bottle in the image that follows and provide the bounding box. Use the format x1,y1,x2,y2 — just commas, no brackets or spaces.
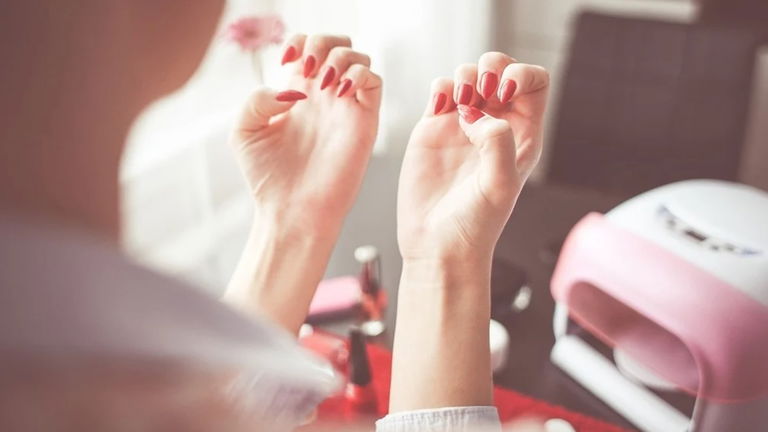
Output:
355,246,387,337
345,328,378,416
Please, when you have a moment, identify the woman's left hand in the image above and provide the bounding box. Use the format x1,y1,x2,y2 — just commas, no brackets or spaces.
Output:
231,34,382,238
224,34,380,334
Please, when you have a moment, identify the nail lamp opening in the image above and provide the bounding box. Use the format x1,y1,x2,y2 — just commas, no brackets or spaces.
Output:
549,180,768,432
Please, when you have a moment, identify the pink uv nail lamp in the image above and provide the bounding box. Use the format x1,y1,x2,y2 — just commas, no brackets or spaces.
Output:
549,180,768,432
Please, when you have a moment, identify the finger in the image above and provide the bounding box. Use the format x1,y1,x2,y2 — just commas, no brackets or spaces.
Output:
498,63,550,113
457,105,518,204
319,47,371,91
453,63,480,107
424,77,455,117
235,87,307,135
337,64,382,110
498,63,549,179
301,34,352,79
280,34,307,65
477,51,516,101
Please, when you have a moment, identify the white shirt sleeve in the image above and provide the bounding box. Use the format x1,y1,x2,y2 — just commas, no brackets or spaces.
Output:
376,406,502,432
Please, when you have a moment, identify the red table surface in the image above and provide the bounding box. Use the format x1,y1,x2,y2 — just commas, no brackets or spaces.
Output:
307,335,632,432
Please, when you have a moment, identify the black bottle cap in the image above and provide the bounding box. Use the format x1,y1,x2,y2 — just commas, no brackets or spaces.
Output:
355,246,381,297
348,327,372,386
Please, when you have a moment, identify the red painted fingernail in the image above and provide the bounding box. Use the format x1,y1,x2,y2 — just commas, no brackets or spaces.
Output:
458,83,473,105
281,46,297,65
433,92,447,115
337,79,352,97
480,72,499,100
303,55,316,78
499,79,517,103
320,66,336,90
457,104,484,124
276,90,307,102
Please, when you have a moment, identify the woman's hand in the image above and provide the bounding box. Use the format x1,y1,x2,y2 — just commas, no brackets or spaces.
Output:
224,35,381,334
398,52,549,263
390,53,549,413
231,34,382,239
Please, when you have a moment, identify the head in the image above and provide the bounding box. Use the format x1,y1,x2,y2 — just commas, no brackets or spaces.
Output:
0,0,225,236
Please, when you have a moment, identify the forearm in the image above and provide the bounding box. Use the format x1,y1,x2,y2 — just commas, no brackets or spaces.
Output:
222,210,339,335
389,256,494,413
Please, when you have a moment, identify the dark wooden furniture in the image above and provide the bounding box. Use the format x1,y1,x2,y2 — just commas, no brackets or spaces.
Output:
547,12,765,199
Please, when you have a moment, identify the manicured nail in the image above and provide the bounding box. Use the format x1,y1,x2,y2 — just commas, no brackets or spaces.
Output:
337,79,352,97
499,79,517,103
276,90,307,102
303,55,316,78
320,66,336,90
281,46,297,65
458,83,473,105
433,92,447,115
480,72,499,100
457,104,483,124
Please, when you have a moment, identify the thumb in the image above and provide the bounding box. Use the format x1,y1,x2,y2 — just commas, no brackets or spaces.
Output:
236,87,307,134
457,105,518,203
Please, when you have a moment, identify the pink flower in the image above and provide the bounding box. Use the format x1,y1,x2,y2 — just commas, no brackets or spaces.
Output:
223,15,285,51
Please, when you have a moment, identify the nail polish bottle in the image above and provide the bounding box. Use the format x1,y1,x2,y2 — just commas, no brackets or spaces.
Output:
345,328,378,416
354,246,387,337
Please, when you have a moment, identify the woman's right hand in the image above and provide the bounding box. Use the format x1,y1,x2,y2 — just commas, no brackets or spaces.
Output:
389,53,549,414
397,53,549,265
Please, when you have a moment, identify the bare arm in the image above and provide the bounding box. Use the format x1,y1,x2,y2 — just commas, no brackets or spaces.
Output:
390,257,494,411
390,52,549,411
221,33,381,334
223,213,338,335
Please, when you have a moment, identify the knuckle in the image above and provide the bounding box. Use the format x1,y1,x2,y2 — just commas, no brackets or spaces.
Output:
455,63,477,75
481,119,512,138
502,62,521,75
479,51,510,63
346,63,366,75
308,35,335,51
519,64,550,90
431,76,453,88
304,35,321,51
327,46,352,61
536,66,551,86
288,33,306,42
358,53,372,65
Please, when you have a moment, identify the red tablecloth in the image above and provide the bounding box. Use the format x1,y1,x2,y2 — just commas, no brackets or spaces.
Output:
311,338,632,431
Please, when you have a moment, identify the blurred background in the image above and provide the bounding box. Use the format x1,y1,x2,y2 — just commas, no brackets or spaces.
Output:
119,0,768,299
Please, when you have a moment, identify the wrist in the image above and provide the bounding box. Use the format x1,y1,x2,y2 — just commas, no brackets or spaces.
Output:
391,256,494,412
400,255,492,292
224,210,339,334
252,204,343,245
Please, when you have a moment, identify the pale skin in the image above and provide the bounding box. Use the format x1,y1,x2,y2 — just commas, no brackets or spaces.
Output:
224,39,550,414
222,34,383,335
391,54,549,411
1,0,550,428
